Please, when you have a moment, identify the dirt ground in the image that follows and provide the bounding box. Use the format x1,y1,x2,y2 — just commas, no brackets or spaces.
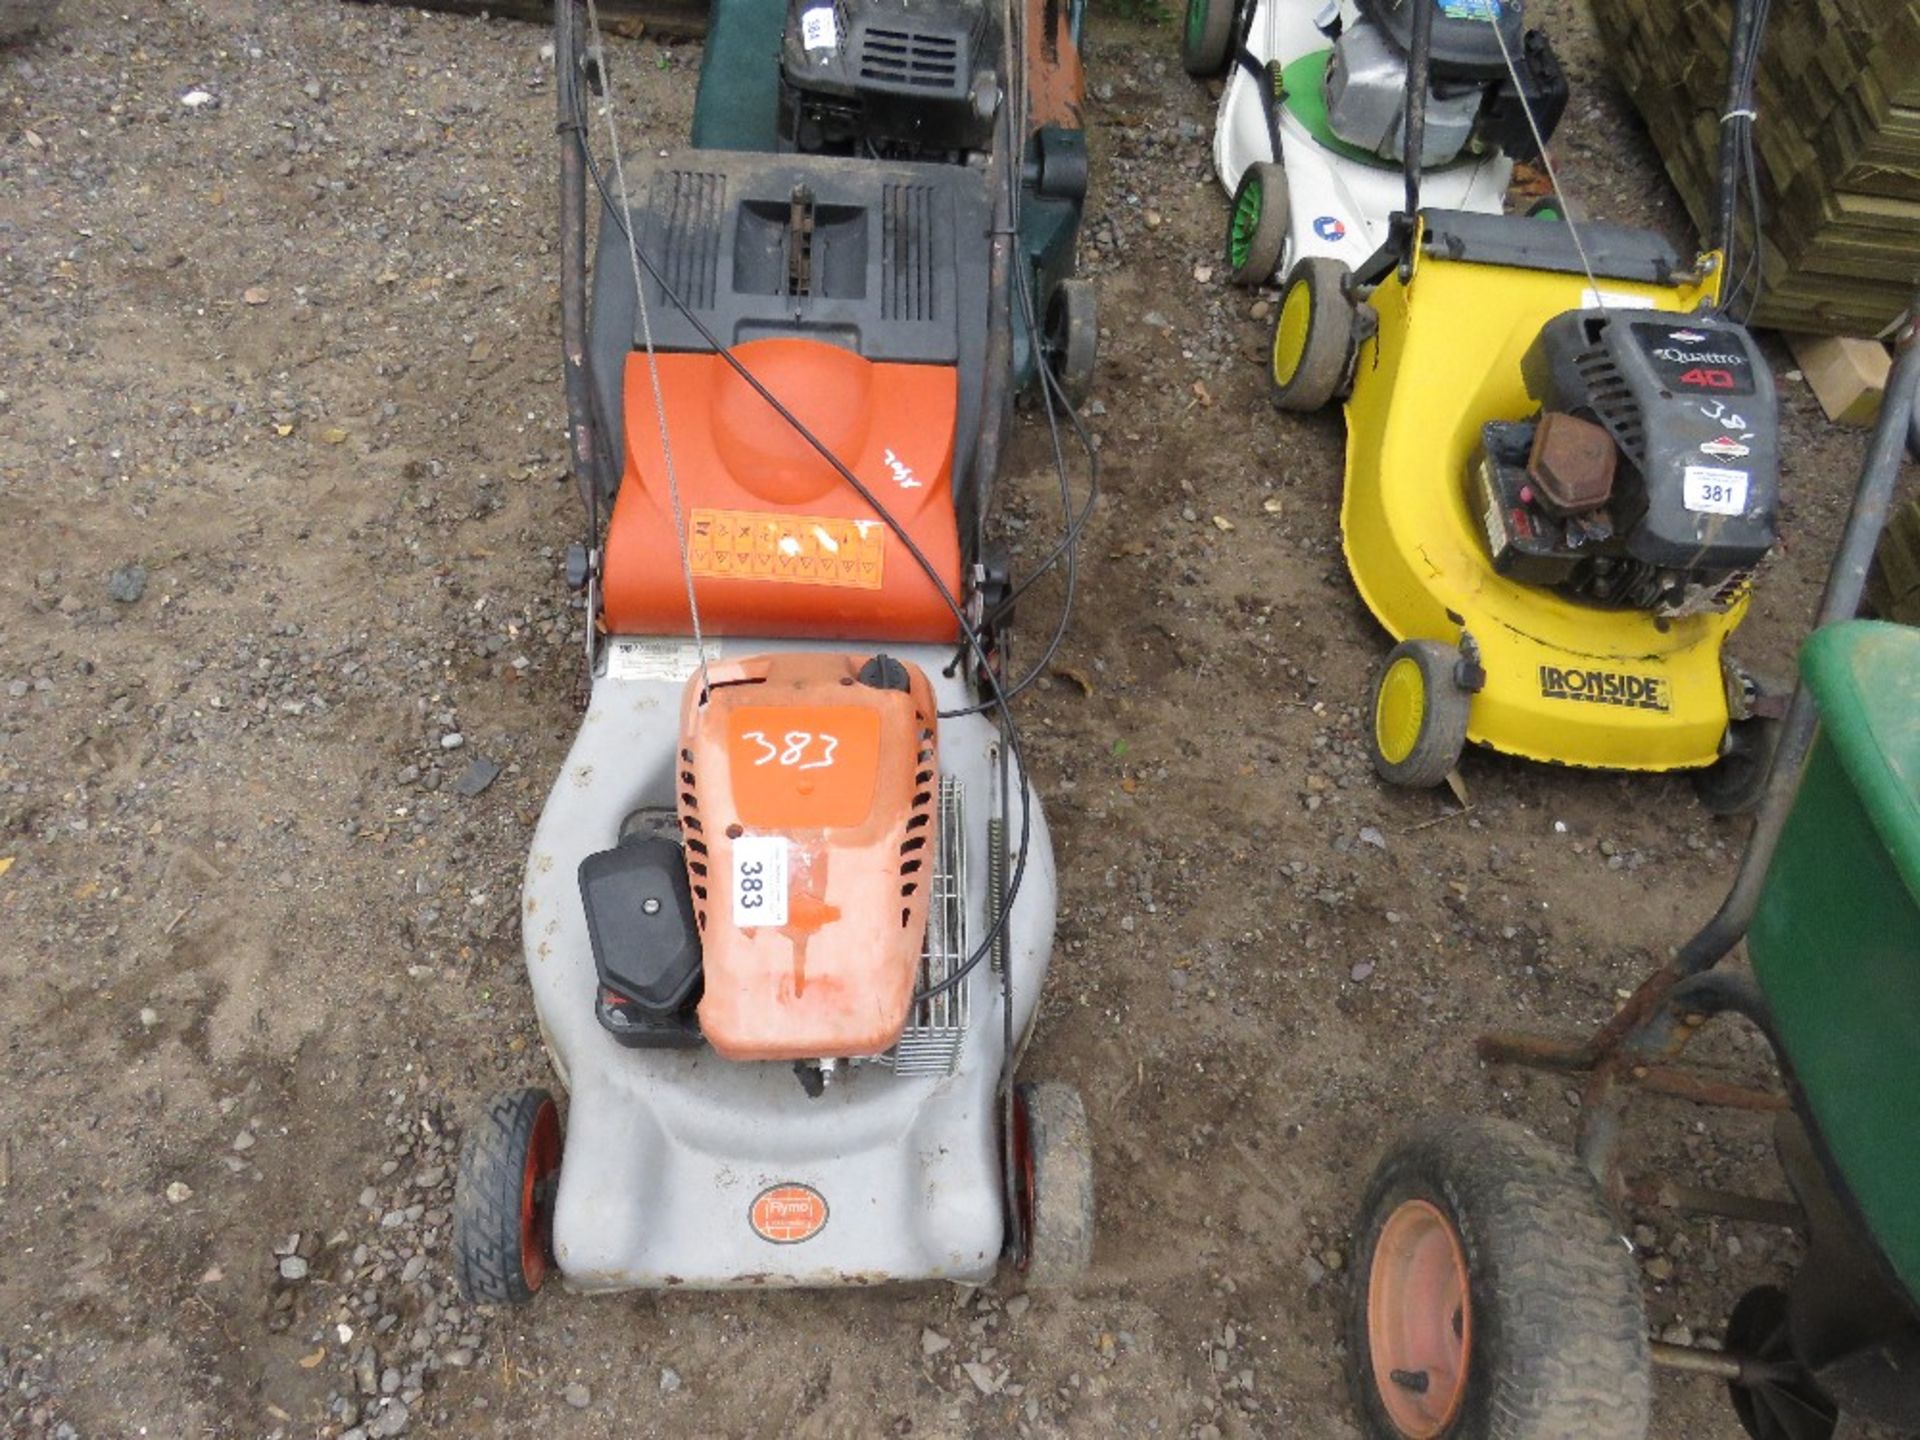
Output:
1,2,1911,1437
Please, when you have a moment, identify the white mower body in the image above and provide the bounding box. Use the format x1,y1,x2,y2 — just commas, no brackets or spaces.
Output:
1214,0,1512,278
521,636,1057,1289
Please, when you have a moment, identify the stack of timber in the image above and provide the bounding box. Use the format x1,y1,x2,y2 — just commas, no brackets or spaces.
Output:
1593,0,1920,336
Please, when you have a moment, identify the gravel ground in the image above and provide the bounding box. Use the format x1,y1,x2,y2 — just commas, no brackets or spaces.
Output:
1,1,1911,1437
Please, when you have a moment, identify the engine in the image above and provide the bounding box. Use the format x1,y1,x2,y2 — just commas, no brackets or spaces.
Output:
1470,310,1781,616
778,0,1001,161
1323,0,1567,167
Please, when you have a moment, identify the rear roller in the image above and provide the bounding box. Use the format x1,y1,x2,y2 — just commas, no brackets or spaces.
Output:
1346,1117,1652,1440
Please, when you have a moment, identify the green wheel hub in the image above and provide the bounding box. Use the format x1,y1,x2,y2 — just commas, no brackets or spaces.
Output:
1229,181,1262,271
1185,0,1206,50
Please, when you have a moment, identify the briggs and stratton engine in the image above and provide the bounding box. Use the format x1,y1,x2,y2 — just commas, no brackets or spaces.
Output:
1324,0,1567,167
1471,310,1781,616
779,0,1001,160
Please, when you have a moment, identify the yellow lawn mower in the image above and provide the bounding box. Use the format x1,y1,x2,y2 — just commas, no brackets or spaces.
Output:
1273,0,1785,812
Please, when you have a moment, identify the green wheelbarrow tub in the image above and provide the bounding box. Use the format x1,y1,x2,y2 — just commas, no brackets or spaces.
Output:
1752,620,1920,1306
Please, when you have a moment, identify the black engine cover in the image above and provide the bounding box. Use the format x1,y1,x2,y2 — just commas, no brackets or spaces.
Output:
1521,309,1780,576
579,833,704,1048
1355,0,1527,81
779,0,999,158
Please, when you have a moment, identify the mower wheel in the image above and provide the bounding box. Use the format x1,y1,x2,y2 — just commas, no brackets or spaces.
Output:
1865,494,1920,625
453,1087,562,1307
1012,1081,1094,1288
1347,1117,1652,1440
1270,258,1355,412
1181,0,1236,77
1043,279,1098,409
1693,716,1780,817
1226,162,1289,289
1368,640,1472,790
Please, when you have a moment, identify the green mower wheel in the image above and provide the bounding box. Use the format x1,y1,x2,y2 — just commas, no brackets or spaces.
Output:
453,1087,562,1306
1181,0,1236,77
1368,640,1472,790
1226,162,1289,289
1346,1118,1653,1440
1865,495,1920,625
1270,257,1356,413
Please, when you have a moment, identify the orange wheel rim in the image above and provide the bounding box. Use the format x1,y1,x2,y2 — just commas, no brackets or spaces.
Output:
519,1100,562,1291
1368,1199,1471,1437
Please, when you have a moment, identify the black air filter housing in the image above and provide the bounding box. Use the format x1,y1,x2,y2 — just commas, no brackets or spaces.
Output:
778,0,999,158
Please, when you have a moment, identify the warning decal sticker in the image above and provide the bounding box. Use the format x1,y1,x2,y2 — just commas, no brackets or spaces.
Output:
689,510,885,591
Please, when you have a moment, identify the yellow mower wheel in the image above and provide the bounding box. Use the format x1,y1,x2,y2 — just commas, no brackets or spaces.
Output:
1271,257,1355,413
1368,640,1471,789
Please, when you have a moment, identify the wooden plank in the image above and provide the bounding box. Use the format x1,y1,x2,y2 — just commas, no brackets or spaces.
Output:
344,0,709,39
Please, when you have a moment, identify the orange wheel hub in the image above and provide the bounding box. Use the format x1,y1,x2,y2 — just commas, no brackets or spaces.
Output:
518,1099,562,1292
1368,1199,1472,1437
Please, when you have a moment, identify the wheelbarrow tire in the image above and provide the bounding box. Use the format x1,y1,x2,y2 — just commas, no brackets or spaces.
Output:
1864,494,1920,625
1043,278,1099,409
453,1087,563,1307
1346,1117,1652,1440
1367,639,1472,790
1181,0,1236,77
1270,257,1355,413
1013,1082,1094,1288
1226,162,1289,288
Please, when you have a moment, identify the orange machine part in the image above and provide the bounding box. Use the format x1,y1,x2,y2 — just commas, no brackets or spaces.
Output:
601,338,962,642
1025,0,1086,132
677,652,939,1062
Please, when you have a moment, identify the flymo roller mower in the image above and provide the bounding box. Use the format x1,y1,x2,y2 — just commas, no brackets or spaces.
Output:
1267,0,1788,810
1344,304,1920,1440
1181,0,1566,288
449,0,1100,1296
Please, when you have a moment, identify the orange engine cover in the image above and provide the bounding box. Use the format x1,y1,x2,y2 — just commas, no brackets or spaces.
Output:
602,338,962,643
678,651,939,1061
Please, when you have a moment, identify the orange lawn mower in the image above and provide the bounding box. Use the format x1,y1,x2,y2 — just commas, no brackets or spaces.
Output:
448,0,1102,1295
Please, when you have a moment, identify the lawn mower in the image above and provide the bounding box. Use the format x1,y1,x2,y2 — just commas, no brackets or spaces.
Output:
1268,0,1785,809
449,0,1098,1296
1180,0,1567,288
1343,311,1920,1440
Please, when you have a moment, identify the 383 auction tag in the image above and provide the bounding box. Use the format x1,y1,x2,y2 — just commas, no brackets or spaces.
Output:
1682,465,1749,516
732,836,789,928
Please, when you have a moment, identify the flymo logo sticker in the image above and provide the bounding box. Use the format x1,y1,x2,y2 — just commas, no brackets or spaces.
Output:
750,1184,830,1244
1539,665,1671,712
1312,215,1347,242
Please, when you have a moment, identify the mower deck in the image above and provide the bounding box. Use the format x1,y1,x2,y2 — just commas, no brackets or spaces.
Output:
1343,215,1737,772
522,637,1055,1289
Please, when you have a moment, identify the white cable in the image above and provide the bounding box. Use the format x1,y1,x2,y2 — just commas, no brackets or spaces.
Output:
1488,17,1608,314
582,0,713,699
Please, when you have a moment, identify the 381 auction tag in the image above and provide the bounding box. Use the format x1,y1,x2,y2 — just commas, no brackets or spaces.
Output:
732,836,789,927
1682,465,1749,516
800,6,837,49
